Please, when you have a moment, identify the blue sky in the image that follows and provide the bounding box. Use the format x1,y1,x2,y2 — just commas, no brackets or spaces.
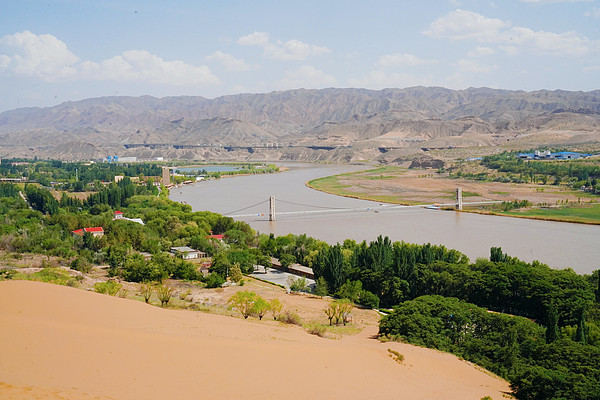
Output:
0,0,599,112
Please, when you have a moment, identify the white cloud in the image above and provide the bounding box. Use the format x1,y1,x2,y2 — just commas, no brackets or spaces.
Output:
206,51,252,72
279,65,337,89
0,30,79,80
424,9,596,56
0,31,220,86
454,59,498,73
424,9,508,41
80,50,220,85
583,65,600,71
377,53,438,67
237,31,330,61
347,70,433,89
467,46,496,57
237,31,270,46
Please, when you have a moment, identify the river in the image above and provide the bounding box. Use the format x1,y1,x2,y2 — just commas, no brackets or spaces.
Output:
170,163,600,275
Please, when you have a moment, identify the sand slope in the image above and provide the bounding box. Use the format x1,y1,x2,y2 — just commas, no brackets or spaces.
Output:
0,281,511,399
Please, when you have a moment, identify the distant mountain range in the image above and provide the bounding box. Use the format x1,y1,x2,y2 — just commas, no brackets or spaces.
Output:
1,87,599,162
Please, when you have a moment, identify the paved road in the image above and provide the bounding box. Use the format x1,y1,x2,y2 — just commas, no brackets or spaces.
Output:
250,265,315,290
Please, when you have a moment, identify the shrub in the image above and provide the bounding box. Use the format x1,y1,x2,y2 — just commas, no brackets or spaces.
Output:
387,348,404,364
307,323,328,338
156,285,173,307
358,290,380,309
70,256,93,274
140,283,153,303
289,276,309,292
229,263,244,283
277,310,302,326
205,273,225,288
94,281,122,296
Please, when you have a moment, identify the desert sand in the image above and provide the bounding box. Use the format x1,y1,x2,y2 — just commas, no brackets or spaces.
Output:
0,280,511,399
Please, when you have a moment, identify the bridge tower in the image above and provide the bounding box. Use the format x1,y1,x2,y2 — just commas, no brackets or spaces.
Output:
456,187,463,210
269,196,276,221
162,167,170,185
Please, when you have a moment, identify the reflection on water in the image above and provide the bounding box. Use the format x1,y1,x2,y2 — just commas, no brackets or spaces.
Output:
170,163,600,274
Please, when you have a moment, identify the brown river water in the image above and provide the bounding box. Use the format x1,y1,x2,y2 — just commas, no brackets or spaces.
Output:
170,163,600,274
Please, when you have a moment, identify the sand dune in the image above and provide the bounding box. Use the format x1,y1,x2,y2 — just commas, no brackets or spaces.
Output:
0,281,511,399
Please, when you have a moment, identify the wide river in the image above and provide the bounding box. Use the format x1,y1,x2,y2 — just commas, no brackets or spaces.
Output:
170,163,600,275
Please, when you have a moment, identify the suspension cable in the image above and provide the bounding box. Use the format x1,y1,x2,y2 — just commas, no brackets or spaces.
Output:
224,199,268,216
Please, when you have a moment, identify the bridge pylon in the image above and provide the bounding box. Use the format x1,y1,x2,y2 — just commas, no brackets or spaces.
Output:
269,196,276,221
456,187,463,210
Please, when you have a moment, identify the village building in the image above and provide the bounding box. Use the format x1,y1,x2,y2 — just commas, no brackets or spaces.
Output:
170,246,205,260
112,211,145,225
72,227,104,238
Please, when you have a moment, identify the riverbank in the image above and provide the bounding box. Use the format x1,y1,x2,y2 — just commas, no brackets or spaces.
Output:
307,166,600,225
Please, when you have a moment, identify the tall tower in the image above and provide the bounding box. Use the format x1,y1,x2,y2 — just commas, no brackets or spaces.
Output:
162,167,170,185
456,187,463,211
269,196,276,221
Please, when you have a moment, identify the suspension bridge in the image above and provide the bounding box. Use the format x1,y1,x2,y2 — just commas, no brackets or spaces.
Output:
225,188,502,221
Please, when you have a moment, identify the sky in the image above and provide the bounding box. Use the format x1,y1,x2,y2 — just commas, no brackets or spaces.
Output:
0,0,599,112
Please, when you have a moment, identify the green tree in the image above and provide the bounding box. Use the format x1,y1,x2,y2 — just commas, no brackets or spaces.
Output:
251,296,270,320
229,290,258,319
269,298,283,320
546,305,560,343
314,276,329,297
575,308,588,344
336,280,362,303
279,253,296,269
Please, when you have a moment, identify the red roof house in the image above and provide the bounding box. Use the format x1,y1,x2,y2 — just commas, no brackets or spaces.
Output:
72,227,105,238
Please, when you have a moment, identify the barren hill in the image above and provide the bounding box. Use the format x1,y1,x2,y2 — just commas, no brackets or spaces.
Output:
1,87,599,161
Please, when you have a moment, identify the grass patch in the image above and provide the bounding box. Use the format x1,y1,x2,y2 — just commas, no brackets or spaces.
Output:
387,348,404,364
498,204,600,224
9,268,80,287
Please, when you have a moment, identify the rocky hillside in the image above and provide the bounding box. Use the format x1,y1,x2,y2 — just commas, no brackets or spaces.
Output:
1,87,599,162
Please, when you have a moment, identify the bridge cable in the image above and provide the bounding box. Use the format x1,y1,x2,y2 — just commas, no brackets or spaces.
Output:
276,198,351,210
224,200,269,216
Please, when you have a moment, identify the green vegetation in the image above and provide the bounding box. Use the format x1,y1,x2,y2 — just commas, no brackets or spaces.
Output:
387,349,404,364
380,295,600,400
2,158,600,399
499,203,600,224
94,280,122,296
449,150,600,194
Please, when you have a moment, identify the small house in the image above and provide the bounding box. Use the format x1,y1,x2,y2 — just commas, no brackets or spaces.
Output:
72,227,105,238
170,246,205,260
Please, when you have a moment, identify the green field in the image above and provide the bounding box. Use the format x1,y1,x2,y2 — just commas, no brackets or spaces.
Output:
500,204,600,224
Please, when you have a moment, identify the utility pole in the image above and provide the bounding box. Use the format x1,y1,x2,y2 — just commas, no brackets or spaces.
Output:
269,196,276,221
456,187,463,211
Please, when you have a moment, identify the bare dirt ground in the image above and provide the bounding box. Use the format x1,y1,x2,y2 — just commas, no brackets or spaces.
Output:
0,279,512,400
333,168,590,206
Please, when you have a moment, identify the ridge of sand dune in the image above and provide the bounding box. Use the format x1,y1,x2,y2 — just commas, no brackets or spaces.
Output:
0,280,511,399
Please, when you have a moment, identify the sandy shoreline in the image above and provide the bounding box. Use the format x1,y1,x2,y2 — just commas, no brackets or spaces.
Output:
0,280,511,399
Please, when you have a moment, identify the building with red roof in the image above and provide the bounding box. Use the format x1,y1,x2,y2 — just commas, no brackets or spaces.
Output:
72,227,104,238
